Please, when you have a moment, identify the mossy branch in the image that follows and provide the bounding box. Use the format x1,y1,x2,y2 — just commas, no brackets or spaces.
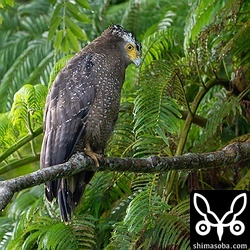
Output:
0,141,249,211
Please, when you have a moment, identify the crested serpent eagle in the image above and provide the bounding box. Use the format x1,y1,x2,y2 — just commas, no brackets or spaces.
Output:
40,24,142,222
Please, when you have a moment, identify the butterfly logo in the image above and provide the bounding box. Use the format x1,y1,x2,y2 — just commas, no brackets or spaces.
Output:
193,193,247,241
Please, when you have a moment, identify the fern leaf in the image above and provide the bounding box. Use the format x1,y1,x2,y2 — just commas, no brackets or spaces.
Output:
10,84,47,133
0,39,53,112
71,215,96,249
142,29,175,68
133,68,181,157
41,223,77,250
0,84,46,175
0,1,54,112
158,10,176,30
200,89,243,144
184,0,225,50
153,199,190,249
107,223,133,250
220,21,250,62
132,135,171,158
0,217,13,250
133,29,184,157
124,174,170,234
0,113,16,151
108,174,171,249
121,0,140,34
108,102,135,157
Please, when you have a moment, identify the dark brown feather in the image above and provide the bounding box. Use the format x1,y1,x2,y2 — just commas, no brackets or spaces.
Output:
40,25,141,222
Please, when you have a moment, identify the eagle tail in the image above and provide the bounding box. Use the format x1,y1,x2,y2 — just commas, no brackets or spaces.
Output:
46,171,94,222
57,178,73,222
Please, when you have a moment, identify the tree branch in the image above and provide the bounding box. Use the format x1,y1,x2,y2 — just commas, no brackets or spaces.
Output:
0,141,250,211
0,126,43,163
179,110,207,128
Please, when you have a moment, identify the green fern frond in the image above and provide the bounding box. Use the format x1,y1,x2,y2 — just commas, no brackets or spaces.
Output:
18,0,51,16
132,135,172,158
24,50,55,86
184,0,225,50
134,90,181,135
133,30,183,157
0,84,46,176
0,1,53,112
10,84,47,134
110,189,139,222
20,217,57,249
220,20,250,62
1,187,45,249
106,223,133,250
39,222,77,250
121,0,140,34
131,173,156,192
152,199,190,249
158,10,175,30
22,231,44,250
7,186,43,220
20,14,50,36
142,29,176,68
21,217,57,249
124,189,170,234
142,59,188,108
120,0,185,39
6,214,26,249
124,174,170,233
0,33,29,74
108,102,135,157
82,172,132,218
0,113,16,151
200,88,244,143
108,174,172,249
0,217,14,250
133,65,181,157
2,185,90,250
0,39,53,112
71,215,96,249
105,1,128,28
108,120,134,157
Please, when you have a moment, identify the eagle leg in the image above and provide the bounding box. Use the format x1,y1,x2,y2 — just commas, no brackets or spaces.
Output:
84,143,102,167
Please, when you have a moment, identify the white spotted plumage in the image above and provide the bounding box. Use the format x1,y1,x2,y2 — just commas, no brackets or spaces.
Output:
40,24,141,222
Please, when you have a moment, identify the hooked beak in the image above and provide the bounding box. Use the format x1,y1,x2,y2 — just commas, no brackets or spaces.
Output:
133,57,142,67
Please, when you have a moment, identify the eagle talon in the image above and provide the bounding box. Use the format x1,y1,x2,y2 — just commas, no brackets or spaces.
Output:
84,145,102,167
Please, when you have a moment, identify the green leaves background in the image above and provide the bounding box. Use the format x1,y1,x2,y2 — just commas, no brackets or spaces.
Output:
0,0,249,249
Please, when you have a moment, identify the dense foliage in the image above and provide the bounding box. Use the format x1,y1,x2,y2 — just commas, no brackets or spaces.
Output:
0,0,249,249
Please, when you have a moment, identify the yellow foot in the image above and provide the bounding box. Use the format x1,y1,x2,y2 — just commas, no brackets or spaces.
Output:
84,144,102,167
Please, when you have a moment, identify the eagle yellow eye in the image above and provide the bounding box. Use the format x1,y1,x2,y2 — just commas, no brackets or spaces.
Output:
126,44,134,51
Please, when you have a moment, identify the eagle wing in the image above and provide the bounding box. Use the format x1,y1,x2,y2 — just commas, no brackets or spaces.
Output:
40,53,96,219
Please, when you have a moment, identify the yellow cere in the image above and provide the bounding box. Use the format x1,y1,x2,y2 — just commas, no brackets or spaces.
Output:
126,43,139,60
